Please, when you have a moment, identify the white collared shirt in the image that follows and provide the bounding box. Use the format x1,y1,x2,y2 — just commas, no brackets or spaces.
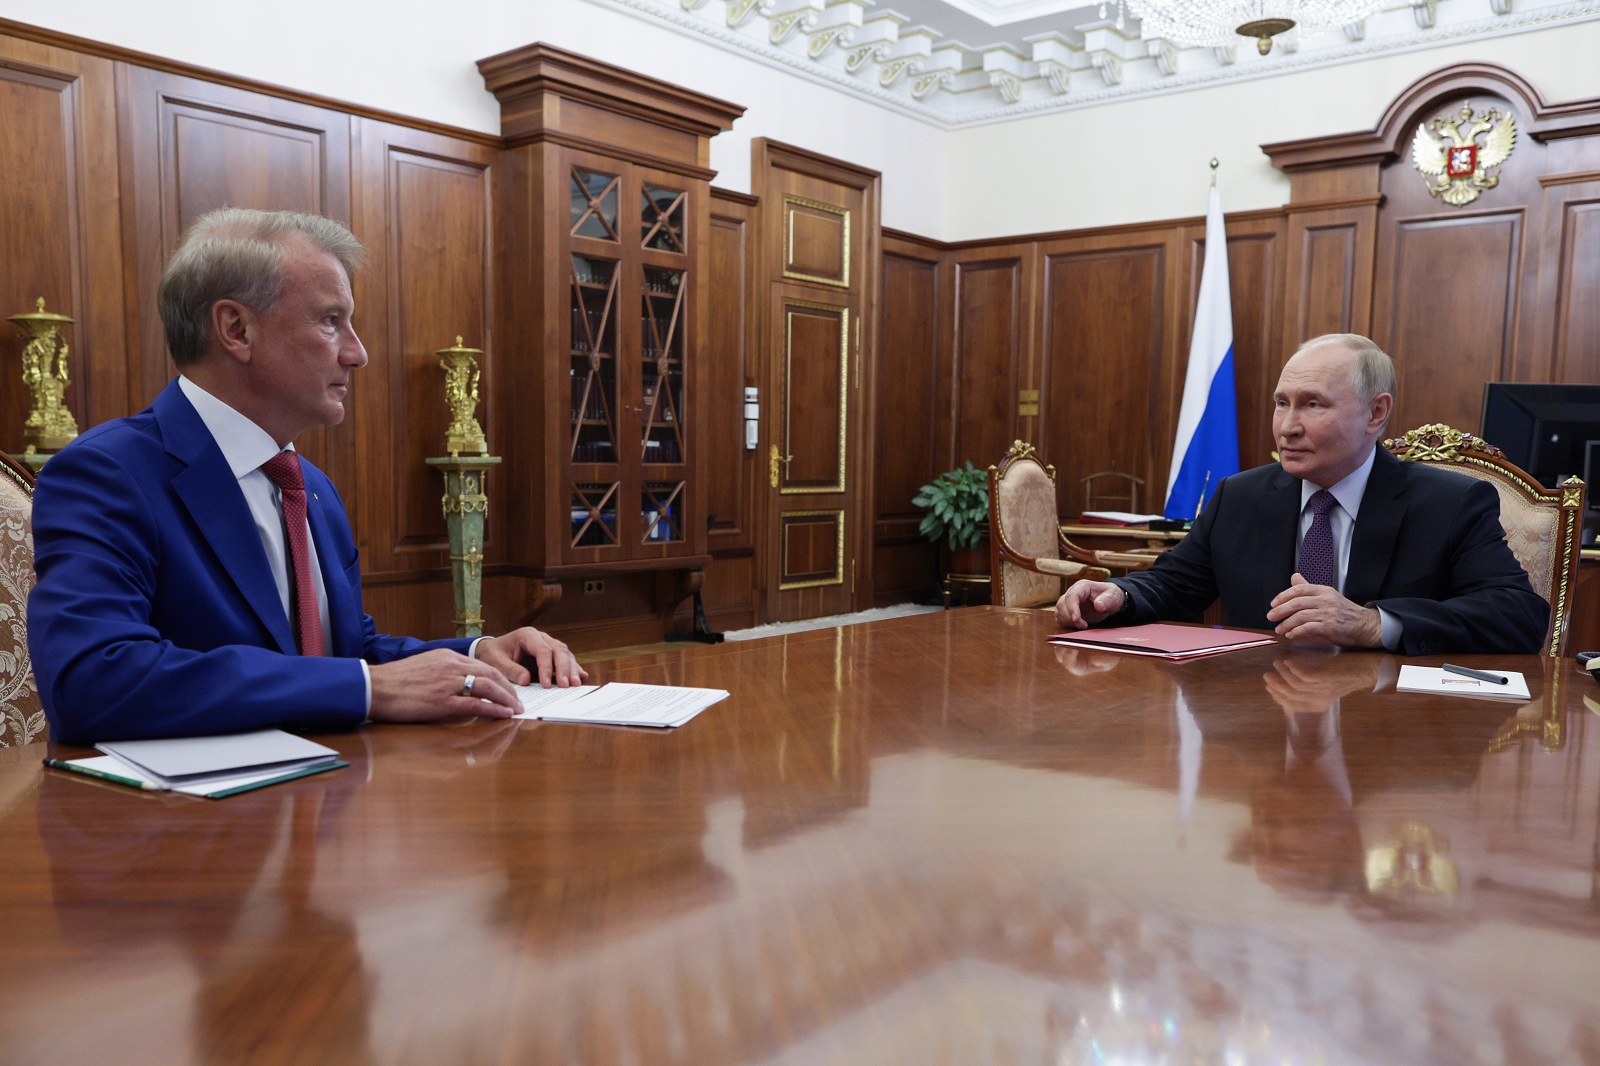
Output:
177,376,334,654
1296,447,1401,649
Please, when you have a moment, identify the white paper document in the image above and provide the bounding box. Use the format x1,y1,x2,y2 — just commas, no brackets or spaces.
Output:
513,682,728,728
1397,665,1531,701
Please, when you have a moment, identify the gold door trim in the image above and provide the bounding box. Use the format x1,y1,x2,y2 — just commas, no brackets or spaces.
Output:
777,508,846,590
782,195,851,289
781,299,849,496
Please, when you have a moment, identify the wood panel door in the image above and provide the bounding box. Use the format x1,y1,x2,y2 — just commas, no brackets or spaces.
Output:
753,141,878,623
767,286,856,619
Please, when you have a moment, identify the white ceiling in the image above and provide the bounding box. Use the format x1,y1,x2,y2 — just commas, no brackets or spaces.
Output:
594,0,1600,126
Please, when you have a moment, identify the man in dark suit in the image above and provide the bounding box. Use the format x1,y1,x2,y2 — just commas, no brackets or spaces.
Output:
1055,334,1548,654
30,208,586,745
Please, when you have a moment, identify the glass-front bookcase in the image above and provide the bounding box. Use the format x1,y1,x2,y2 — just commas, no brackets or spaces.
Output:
561,155,695,564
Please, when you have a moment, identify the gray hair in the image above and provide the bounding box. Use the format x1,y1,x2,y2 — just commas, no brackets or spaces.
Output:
1295,333,1396,407
157,208,365,366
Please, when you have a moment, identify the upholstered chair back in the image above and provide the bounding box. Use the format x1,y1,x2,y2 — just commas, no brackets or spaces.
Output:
1387,424,1585,658
991,450,1065,608
0,455,42,747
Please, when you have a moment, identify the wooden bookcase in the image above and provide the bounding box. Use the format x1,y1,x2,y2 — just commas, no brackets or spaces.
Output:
478,44,743,618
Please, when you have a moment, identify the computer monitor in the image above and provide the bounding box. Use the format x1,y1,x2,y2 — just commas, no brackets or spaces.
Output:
1479,383,1600,491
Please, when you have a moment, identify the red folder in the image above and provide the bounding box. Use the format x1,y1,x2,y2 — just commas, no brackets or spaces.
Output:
1048,623,1277,660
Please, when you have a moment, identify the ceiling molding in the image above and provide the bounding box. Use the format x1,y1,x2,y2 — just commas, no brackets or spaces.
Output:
587,0,1600,128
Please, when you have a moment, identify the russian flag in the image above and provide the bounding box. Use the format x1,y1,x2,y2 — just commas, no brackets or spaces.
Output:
1163,185,1239,519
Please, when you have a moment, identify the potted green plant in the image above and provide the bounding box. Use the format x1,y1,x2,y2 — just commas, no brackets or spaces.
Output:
913,461,991,575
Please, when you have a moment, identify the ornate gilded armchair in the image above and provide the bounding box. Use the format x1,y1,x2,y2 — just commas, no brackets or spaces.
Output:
1386,423,1585,658
987,442,1111,608
0,453,42,746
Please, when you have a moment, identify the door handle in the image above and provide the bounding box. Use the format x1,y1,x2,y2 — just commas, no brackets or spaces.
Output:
769,445,793,488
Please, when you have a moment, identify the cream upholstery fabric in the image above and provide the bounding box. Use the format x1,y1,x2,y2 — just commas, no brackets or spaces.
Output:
1386,423,1584,658
0,466,41,747
1449,467,1560,603
994,458,1066,608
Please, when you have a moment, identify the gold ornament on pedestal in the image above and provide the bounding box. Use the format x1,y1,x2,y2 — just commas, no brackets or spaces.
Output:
427,336,500,638
8,298,81,460
438,336,487,457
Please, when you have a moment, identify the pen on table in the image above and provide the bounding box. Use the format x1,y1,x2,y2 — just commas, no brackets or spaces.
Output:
42,757,161,791
1441,663,1510,685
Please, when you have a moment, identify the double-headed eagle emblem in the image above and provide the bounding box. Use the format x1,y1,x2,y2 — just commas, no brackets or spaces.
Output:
1411,104,1516,207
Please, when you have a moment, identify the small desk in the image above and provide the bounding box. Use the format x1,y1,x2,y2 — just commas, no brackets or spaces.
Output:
2,609,1596,1062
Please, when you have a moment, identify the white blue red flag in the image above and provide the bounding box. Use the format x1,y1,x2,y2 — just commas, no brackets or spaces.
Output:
1163,185,1239,518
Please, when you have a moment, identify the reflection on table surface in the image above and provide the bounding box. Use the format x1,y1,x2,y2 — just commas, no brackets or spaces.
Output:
2,607,1598,1064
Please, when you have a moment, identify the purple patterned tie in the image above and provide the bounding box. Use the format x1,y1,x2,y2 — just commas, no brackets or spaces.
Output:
1298,489,1339,590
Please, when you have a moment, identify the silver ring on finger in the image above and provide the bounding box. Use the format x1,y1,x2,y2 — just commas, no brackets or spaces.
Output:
462,674,476,697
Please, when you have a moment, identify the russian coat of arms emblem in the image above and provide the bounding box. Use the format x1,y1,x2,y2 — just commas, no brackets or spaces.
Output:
1411,104,1516,207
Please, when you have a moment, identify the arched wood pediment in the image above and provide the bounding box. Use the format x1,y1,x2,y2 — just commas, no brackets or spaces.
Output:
1264,62,1600,174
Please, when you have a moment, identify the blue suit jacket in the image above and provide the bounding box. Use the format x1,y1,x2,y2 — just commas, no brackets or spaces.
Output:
29,379,472,744
1109,446,1549,655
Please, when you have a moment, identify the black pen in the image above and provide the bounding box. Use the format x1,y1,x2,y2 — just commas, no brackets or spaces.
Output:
1442,663,1510,685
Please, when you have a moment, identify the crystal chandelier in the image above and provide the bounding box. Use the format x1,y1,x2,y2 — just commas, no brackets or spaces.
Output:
1122,0,1386,53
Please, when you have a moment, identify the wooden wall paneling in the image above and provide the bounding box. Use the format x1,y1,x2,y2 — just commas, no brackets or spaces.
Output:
1371,88,1539,435
0,35,125,446
1376,210,1524,434
1545,178,1600,385
1036,232,1175,518
699,188,759,630
350,117,498,621
874,232,946,605
117,64,352,469
949,244,1036,474
1280,202,1378,359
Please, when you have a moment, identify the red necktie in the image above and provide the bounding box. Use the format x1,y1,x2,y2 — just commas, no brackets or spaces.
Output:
260,451,326,656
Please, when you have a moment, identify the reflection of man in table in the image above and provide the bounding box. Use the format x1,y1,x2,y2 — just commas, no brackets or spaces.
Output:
30,208,586,745
1056,334,1548,654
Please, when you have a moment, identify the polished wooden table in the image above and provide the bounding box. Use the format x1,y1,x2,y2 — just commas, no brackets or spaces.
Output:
3,607,1598,1063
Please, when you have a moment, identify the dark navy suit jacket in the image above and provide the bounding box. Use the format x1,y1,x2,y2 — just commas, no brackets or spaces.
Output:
1110,446,1549,655
29,379,472,744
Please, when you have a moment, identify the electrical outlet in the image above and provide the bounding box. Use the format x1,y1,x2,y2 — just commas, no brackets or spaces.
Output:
583,579,605,595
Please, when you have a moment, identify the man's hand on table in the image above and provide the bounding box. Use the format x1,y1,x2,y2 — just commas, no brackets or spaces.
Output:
369,649,520,722
1055,580,1126,630
1266,573,1383,648
475,626,588,688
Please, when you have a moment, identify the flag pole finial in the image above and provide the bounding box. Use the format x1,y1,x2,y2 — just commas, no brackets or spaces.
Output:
1209,157,1219,187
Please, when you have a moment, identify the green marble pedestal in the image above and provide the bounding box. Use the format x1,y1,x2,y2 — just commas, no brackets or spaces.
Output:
425,454,501,639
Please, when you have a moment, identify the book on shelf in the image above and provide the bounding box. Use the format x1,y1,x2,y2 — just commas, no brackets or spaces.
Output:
514,682,728,728
1048,623,1277,660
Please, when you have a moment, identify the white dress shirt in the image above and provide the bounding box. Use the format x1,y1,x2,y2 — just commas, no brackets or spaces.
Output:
1295,447,1401,649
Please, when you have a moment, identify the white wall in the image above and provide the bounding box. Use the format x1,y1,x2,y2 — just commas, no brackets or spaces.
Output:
7,2,1598,241
944,20,1600,241
3,0,948,233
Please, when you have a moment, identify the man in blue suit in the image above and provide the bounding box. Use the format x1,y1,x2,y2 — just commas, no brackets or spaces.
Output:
1055,334,1548,654
30,208,586,745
